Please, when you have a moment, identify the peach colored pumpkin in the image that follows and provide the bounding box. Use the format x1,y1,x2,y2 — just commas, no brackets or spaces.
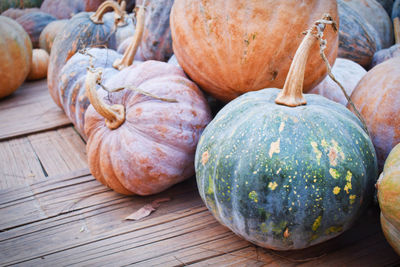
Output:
170,0,338,102
27,48,49,80
38,19,68,53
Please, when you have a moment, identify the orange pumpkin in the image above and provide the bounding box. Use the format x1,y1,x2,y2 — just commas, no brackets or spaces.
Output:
170,0,338,102
349,56,400,169
27,48,49,80
38,19,68,53
0,15,32,99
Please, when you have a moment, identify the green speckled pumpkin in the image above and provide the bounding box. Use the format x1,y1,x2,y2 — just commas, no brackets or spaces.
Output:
195,19,378,250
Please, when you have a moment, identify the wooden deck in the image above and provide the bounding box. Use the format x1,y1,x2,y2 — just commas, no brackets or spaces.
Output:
0,80,399,266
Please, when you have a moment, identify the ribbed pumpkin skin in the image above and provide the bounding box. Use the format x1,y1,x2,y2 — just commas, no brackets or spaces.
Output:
38,19,68,53
1,7,40,19
47,12,116,108
195,89,377,250
371,44,400,68
85,61,212,195
103,12,135,50
137,0,174,62
0,0,42,13
170,0,338,102
27,48,49,80
40,0,106,19
58,48,121,136
16,11,56,48
337,0,377,69
0,16,32,99
349,57,400,169
377,144,400,255
309,58,366,105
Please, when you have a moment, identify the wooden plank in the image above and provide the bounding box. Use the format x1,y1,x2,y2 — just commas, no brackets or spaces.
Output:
0,137,46,189
27,127,87,176
0,79,71,141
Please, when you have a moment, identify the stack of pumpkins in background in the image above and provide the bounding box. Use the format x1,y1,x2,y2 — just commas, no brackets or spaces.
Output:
0,0,399,255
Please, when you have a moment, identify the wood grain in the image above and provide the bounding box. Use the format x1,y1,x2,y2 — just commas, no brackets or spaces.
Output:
0,79,71,141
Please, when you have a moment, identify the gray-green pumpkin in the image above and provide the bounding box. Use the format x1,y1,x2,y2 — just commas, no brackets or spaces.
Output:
195,19,378,250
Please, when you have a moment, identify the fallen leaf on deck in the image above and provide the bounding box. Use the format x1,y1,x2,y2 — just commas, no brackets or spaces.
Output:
125,197,171,221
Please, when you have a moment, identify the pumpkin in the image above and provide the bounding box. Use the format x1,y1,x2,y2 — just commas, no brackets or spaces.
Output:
16,11,56,48
349,56,400,170
170,0,338,102
0,0,43,13
1,7,39,19
195,17,378,250
27,48,49,80
40,0,107,19
377,143,400,255
38,19,68,53
136,0,174,62
0,16,32,99
376,0,394,17
309,58,366,105
337,0,377,69
47,0,125,108
342,0,393,50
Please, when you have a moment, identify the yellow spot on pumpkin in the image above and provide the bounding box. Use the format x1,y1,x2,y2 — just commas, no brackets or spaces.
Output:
349,194,356,204
284,228,290,238
260,222,268,233
333,186,341,195
329,168,340,179
276,168,282,174
249,191,258,203
268,181,278,190
321,139,328,148
207,175,214,195
312,216,322,231
201,151,209,166
269,138,280,158
279,122,285,133
344,171,353,194
311,142,322,165
325,226,343,234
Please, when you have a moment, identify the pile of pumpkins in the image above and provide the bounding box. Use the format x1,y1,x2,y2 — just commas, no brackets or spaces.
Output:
0,0,399,254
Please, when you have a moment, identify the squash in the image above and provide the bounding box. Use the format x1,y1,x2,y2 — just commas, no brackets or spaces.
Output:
1,7,39,19
40,0,106,19
195,17,378,250
377,143,400,255
309,58,366,105
376,0,394,17
47,0,125,108
0,0,43,13
337,0,377,69
170,0,338,102
27,49,49,80
0,15,32,99
16,11,56,48
349,56,400,170
38,19,68,53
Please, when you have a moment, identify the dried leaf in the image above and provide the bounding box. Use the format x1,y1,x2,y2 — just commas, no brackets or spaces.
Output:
125,197,170,221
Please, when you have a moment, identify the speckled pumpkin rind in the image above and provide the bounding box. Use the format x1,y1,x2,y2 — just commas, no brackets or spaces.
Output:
195,89,378,250
377,143,400,255
170,0,338,102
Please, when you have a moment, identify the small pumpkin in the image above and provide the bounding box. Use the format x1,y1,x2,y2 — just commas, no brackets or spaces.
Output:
349,56,400,170
27,48,49,80
195,17,378,250
377,143,400,255
1,7,39,19
0,0,43,13
170,0,338,102
47,0,125,108
16,11,56,48
40,0,106,19
0,15,32,99
309,58,366,105
38,19,68,53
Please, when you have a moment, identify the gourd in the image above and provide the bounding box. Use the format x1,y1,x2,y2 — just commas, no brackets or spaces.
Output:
40,0,106,19
377,143,400,255
195,17,378,250
309,58,366,105
27,49,49,80
1,7,39,19
0,0,43,13
16,11,56,48
349,56,400,170
0,16,32,98
170,0,338,102
47,0,125,108
38,19,68,53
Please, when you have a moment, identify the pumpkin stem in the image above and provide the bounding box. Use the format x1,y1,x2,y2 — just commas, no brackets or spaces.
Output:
85,68,125,130
275,15,336,107
394,17,400,44
115,1,129,27
113,0,146,70
90,0,124,24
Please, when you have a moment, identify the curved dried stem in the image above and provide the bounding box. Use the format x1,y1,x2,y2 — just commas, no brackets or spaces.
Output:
90,0,124,24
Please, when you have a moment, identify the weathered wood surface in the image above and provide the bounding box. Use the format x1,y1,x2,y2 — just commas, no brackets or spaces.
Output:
0,80,71,141
0,80,399,266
